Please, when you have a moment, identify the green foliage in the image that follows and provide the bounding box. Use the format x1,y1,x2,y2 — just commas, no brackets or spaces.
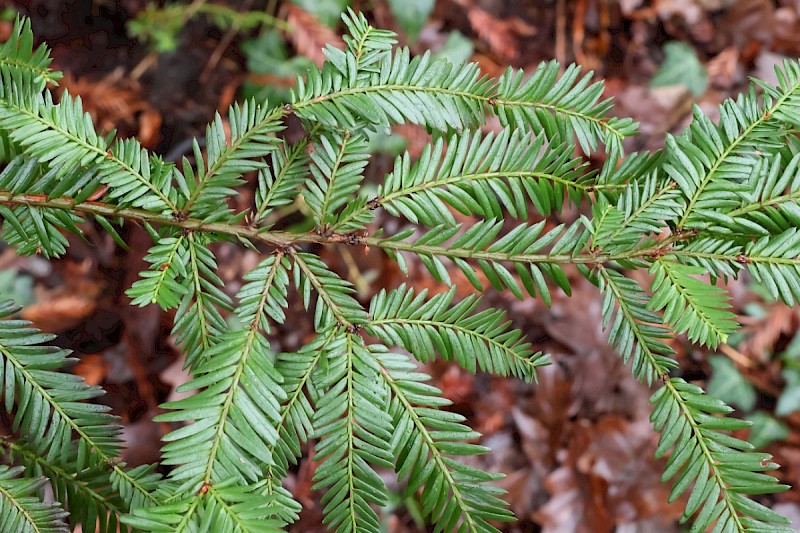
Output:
748,412,789,449
650,41,709,97
649,259,738,349
292,0,349,28
368,284,547,380
242,31,316,105
0,11,796,533
0,268,33,306
777,337,800,417
707,355,757,411
379,348,514,532
311,334,393,533
129,2,288,53
254,134,312,223
0,464,68,533
0,297,161,532
0,17,59,91
374,128,588,226
651,379,791,532
386,0,434,41
304,129,370,226
180,100,284,222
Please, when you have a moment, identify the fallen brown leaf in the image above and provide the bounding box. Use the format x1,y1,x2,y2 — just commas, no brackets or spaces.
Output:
466,6,535,62
72,353,108,386
285,4,344,67
22,292,98,333
740,304,797,363
57,68,162,148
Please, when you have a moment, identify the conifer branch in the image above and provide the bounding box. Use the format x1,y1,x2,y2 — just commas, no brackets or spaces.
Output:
0,465,68,533
0,94,177,212
2,438,129,531
0,12,796,533
180,101,284,219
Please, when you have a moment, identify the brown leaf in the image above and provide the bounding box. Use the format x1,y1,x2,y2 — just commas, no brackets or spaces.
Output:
285,4,344,67
120,413,164,466
22,292,98,333
137,109,163,148
534,415,682,532
246,72,298,88
467,7,536,62
707,46,743,90
472,377,514,436
0,20,12,42
721,0,774,48
740,304,797,362
434,364,475,406
470,52,505,78
535,462,610,533
72,353,108,386
57,68,162,148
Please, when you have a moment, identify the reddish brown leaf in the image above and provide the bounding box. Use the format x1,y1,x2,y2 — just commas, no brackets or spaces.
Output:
285,4,344,67
72,353,108,386
740,304,797,362
466,6,535,62
22,290,99,333
57,68,162,148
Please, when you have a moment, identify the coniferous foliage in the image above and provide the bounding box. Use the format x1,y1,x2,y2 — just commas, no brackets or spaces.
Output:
0,11,796,533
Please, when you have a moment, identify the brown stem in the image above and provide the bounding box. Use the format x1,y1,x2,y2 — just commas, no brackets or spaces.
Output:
0,191,670,266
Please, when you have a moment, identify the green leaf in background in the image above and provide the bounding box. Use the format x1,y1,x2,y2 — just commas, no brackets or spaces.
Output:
650,41,708,97
241,30,315,104
127,3,183,53
0,269,33,306
366,128,408,156
777,336,800,416
781,330,800,364
776,369,800,416
0,7,18,22
707,355,757,411
748,411,789,449
291,0,350,28
387,0,434,42
433,30,473,63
